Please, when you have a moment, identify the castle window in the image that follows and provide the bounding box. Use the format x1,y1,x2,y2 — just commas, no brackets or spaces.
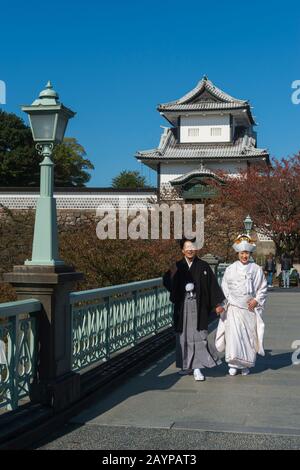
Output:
188,128,200,137
211,127,222,137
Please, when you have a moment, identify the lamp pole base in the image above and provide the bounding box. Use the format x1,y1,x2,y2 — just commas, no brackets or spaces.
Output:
24,259,65,266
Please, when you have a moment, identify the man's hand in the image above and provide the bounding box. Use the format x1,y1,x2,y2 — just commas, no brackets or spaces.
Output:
215,306,225,315
248,298,258,311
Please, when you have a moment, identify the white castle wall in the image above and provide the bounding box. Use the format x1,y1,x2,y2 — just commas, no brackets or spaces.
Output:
0,191,157,210
180,115,231,143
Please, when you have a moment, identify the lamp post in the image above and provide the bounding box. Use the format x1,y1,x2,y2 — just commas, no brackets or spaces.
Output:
243,214,253,237
4,83,83,410
22,81,75,265
243,214,254,263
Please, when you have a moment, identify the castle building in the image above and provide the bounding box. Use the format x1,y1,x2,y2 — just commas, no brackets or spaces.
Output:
136,76,270,200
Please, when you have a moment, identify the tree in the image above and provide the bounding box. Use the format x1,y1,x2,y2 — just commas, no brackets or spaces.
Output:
0,206,182,301
0,111,38,186
112,170,147,188
217,155,300,258
0,110,94,186
203,199,245,262
52,138,94,187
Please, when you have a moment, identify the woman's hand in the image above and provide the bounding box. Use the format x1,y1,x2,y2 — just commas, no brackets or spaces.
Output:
248,298,258,311
215,306,225,315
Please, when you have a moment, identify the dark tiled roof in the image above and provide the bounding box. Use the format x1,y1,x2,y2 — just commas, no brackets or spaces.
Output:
136,128,269,161
157,76,256,124
158,76,248,110
159,102,247,111
171,164,225,185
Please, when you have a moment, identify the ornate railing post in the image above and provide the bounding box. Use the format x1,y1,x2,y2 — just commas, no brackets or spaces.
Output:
9,315,18,410
200,253,220,276
0,300,40,411
105,296,111,360
12,314,20,410
4,267,83,411
216,262,230,286
133,289,138,345
155,286,159,334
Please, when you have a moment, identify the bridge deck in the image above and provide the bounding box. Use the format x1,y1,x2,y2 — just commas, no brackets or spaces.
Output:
38,289,300,450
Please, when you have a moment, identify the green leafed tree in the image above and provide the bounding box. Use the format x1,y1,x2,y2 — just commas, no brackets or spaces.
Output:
112,170,147,188
52,138,94,187
0,110,94,187
0,110,38,186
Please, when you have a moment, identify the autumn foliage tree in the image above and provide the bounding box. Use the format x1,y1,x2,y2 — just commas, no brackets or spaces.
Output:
203,198,245,262
215,154,300,258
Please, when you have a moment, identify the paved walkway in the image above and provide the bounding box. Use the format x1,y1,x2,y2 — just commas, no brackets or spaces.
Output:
37,289,300,450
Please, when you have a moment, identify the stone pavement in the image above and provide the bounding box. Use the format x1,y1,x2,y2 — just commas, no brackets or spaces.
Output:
37,289,300,450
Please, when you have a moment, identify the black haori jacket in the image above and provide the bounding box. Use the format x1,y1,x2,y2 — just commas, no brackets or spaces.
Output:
163,257,225,333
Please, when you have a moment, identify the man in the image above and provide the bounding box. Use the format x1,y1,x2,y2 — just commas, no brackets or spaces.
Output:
215,234,268,376
264,253,276,288
163,237,225,382
281,252,292,289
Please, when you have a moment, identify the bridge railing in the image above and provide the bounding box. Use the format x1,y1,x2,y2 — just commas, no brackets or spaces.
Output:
70,278,173,372
217,263,230,285
0,299,40,411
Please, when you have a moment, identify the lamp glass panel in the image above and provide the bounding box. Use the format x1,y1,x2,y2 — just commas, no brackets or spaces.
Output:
244,219,252,231
55,114,68,143
30,113,56,141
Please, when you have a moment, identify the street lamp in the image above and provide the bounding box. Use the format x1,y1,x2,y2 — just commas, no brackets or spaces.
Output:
243,214,253,237
22,81,76,265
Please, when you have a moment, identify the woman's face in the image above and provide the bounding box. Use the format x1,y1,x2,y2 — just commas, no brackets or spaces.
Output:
238,251,250,264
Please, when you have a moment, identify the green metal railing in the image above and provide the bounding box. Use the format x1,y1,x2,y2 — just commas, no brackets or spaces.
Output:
70,278,173,371
217,263,230,285
0,299,40,411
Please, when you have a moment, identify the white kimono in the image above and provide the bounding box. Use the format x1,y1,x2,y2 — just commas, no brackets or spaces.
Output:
215,261,267,368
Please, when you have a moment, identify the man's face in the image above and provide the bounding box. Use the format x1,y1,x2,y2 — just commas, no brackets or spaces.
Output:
182,241,197,260
238,251,250,264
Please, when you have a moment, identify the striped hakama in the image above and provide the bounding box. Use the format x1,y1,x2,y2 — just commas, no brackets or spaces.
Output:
176,292,221,370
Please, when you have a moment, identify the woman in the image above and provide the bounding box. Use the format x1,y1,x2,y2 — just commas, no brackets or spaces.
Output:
215,234,268,376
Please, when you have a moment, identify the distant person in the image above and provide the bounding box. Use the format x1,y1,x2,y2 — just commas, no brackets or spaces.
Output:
215,234,268,376
163,237,225,382
281,252,292,289
264,253,276,288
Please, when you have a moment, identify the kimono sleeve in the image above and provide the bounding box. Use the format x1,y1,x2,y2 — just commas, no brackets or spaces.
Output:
162,263,178,293
220,268,230,311
254,266,268,310
162,270,172,293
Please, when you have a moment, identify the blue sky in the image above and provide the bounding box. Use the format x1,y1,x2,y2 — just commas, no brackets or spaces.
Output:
1,0,300,187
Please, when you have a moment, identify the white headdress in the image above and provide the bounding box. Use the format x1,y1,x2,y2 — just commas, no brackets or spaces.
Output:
232,234,256,253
